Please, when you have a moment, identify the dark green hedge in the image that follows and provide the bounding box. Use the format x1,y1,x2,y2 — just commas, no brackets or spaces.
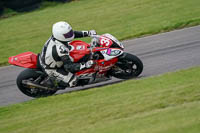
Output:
0,1,3,15
4,0,42,12
1,0,71,14
46,0,70,2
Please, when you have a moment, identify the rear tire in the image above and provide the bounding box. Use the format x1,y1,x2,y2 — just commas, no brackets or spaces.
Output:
111,53,143,79
17,69,57,98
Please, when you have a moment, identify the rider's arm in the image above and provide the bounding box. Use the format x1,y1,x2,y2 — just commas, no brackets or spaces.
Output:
74,31,89,38
62,57,93,73
74,30,96,38
56,43,86,73
61,56,86,73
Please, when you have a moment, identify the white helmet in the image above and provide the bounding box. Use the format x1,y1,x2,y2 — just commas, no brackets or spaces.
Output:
52,21,74,42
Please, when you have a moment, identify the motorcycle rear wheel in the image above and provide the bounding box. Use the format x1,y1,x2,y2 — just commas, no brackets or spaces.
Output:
16,69,57,98
111,53,143,79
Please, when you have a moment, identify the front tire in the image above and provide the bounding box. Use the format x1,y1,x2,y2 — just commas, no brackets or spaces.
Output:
17,69,57,98
111,53,143,79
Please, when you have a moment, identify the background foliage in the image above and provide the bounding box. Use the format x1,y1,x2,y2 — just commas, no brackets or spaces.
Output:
0,0,71,14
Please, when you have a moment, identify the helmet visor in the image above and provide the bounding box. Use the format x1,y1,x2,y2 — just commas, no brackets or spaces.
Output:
63,30,74,39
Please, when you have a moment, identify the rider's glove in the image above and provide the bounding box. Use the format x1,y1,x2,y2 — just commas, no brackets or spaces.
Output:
80,60,94,70
88,30,97,37
85,60,94,68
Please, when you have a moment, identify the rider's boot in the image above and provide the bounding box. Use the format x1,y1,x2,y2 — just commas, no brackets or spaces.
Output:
68,75,77,88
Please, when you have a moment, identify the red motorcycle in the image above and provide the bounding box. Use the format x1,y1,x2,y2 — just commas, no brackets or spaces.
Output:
8,34,143,97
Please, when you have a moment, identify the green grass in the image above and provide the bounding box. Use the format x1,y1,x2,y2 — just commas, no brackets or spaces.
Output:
0,66,200,133
0,0,200,65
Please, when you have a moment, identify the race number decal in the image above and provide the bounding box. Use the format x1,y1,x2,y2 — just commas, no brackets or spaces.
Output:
99,37,112,47
59,45,68,54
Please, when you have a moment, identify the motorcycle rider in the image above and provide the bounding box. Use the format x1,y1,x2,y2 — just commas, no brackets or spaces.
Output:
39,21,97,88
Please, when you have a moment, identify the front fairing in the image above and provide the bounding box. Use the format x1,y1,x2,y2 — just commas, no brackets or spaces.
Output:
99,48,124,61
91,34,124,49
102,33,124,49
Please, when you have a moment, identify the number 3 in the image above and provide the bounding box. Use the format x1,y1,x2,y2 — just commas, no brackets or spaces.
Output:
100,38,110,46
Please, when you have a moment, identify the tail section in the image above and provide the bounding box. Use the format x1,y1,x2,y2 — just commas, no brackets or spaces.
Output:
8,52,38,68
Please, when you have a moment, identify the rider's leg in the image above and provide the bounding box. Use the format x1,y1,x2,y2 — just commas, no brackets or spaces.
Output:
45,68,77,87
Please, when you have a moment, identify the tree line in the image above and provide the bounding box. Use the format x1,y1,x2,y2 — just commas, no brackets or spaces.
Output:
0,0,71,15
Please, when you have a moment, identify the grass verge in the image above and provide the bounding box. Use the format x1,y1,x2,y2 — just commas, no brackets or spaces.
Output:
0,66,200,133
0,0,200,65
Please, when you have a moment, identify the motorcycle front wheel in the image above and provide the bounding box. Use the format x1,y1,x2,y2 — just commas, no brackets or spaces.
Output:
111,52,143,79
16,69,57,98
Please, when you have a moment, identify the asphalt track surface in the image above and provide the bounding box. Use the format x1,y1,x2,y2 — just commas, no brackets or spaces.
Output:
1,25,200,107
